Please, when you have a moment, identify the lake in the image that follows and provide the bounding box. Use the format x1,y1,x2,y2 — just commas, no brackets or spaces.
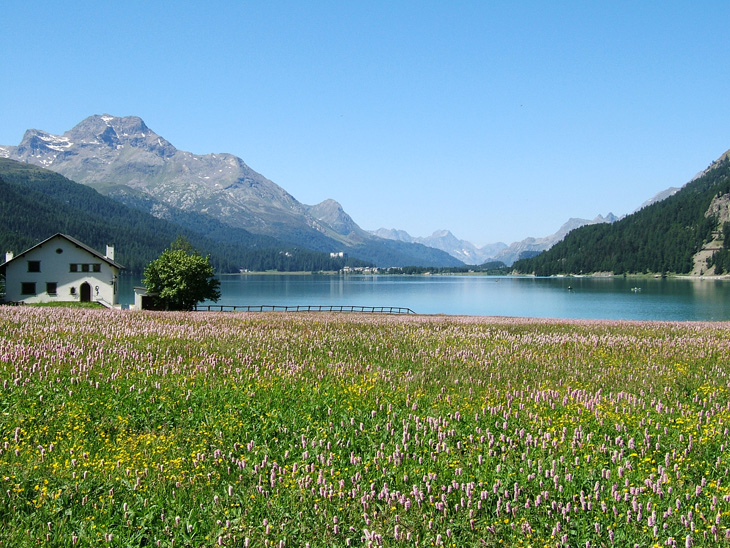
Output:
119,274,730,321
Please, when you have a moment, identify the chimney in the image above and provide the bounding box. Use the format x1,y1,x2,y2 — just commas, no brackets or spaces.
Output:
105,245,115,261
4,251,13,263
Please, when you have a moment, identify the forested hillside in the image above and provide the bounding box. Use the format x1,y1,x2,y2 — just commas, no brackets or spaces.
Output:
0,159,368,273
513,156,730,275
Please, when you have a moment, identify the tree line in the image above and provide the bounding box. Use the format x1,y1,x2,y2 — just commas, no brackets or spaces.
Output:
388,261,509,275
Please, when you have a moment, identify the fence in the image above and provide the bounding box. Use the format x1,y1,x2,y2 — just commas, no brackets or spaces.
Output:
193,304,416,314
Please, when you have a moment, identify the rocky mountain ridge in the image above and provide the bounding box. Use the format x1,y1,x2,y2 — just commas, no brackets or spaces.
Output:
375,213,619,266
1,115,321,234
371,228,507,265
0,115,461,267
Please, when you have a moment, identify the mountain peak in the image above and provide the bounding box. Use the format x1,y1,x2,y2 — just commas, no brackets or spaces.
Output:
429,229,454,239
63,114,174,154
307,199,365,237
593,212,618,223
70,114,150,135
313,198,343,211
16,129,70,155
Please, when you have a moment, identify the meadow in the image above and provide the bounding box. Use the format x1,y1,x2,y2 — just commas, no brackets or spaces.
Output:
0,307,729,547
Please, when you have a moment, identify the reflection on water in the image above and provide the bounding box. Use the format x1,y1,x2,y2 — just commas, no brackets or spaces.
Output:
118,274,730,321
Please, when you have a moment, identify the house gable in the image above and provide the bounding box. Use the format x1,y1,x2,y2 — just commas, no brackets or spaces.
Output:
1,234,124,306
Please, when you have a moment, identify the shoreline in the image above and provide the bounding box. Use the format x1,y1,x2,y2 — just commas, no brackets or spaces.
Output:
221,270,340,276
222,270,730,281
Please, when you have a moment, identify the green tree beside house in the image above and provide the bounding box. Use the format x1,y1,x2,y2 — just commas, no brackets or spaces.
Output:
143,237,221,311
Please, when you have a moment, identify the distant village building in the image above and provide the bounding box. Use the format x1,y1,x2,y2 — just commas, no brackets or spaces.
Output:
1,233,124,307
343,266,379,274
330,251,347,259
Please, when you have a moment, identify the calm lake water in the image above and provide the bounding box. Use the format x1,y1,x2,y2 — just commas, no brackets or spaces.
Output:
119,274,730,321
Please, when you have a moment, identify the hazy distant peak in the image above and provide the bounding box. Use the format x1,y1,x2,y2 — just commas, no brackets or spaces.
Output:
427,230,465,248
307,198,346,221
311,198,342,209
593,212,618,223
307,198,364,237
635,188,681,211
372,228,415,243
371,227,508,264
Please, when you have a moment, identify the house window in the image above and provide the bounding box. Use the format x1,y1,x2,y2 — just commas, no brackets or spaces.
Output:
27,261,41,273
46,282,57,295
70,263,103,272
21,282,36,295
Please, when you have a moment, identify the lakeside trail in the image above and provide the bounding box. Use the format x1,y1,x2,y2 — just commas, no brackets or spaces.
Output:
1,307,729,546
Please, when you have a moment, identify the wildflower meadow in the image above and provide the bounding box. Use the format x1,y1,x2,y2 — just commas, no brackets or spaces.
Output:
1,306,729,547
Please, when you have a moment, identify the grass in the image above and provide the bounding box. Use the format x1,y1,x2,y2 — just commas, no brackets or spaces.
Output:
0,307,729,546
19,301,105,308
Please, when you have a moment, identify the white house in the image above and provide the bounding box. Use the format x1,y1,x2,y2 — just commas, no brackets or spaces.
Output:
1,233,124,307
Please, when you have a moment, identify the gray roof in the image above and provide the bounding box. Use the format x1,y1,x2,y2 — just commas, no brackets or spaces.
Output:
1,233,125,270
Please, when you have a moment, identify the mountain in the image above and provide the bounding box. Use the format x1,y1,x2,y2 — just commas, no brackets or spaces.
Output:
307,199,369,239
635,187,680,211
0,158,368,274
512,150,730,276
372,228,507,264
374,214,618,266
492,213,619,266
0,115,461,268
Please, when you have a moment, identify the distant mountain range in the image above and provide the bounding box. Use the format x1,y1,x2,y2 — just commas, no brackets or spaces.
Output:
371,228,508,265
512,149,730,275
374,214,620,266
0,115,460,268
375,181,690,266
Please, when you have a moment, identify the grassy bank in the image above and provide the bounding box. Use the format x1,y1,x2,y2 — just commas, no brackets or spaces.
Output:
1,308,729,546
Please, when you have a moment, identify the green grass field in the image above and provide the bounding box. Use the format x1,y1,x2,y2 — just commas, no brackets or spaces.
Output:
1,307,729,546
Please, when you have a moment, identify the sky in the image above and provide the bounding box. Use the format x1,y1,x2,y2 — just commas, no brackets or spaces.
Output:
2,1,729,246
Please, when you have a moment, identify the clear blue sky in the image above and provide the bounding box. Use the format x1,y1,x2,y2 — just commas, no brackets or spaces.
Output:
2,1,729,245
